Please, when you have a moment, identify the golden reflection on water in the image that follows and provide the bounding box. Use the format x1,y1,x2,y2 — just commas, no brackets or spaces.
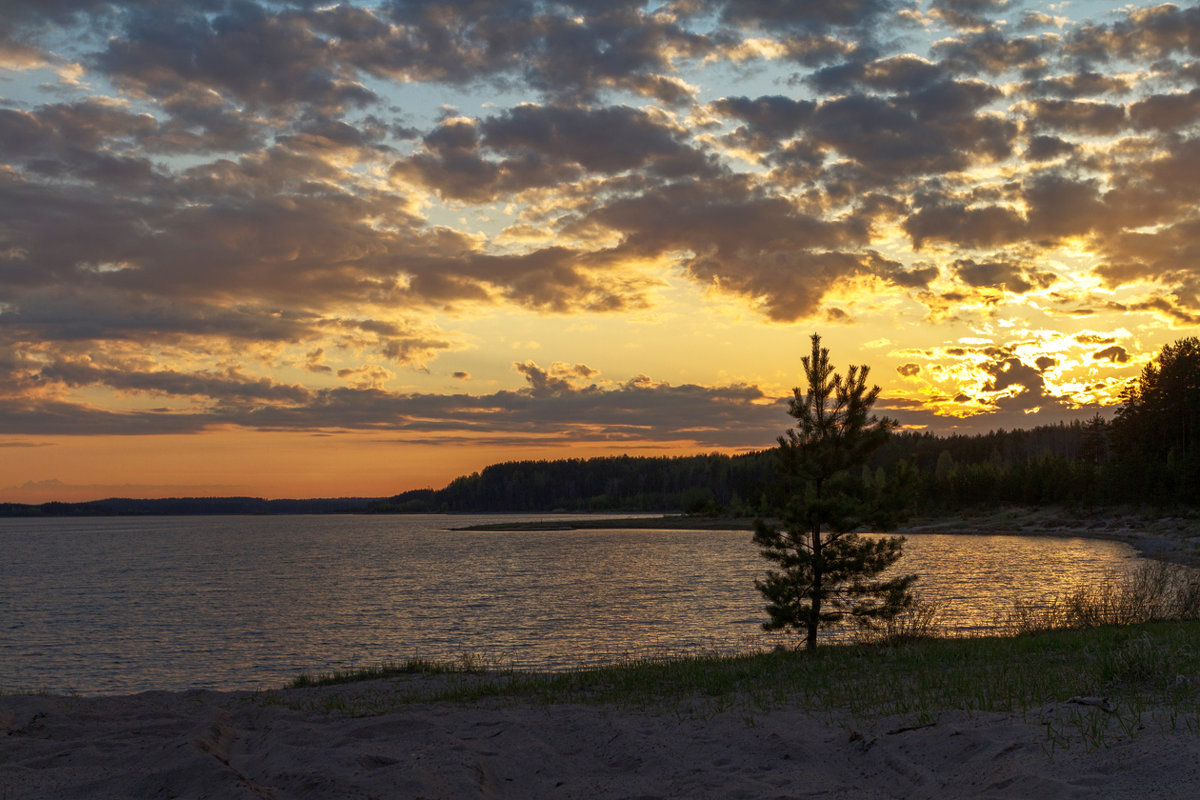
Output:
0,515,1139,694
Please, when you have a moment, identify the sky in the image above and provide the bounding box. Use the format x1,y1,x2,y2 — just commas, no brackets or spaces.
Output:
2,0,1199,502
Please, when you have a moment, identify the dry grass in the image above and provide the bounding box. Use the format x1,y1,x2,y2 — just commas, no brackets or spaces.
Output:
998,561,1200,636
852,596,943,646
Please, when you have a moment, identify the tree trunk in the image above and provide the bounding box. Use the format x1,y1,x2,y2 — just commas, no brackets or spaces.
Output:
807,521,822,649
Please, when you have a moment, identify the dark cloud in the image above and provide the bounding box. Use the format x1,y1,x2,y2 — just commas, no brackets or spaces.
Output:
1022,173,1106,240
329,2,712,103
514,361,597,398
928,0,1010,31
1024,134,1077,162
1094,209,1200,292
711,0,900,33
1024,99,1126,135
897,362,920,376
36,361,312,404
709,95,816,143
394,104,714,202
94,4,376,113
1066,4,1200,62
983,356,1053,411
904,203,1025,250
881,263,939,289
1024,71,1132,99
79,1,710,115
1128,89,1200,131
953,258,1056,293
0,289,320,343
481,104,704,176
1092,346,1130,363
0,358,787,448
575,176,908,320
933,30,1055,75
804,92,1016,181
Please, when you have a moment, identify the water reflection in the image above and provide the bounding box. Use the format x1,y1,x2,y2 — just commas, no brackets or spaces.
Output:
0,515,1138,694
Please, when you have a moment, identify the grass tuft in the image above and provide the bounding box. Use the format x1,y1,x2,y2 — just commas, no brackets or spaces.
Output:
290,658,457,688
998,561,1200,636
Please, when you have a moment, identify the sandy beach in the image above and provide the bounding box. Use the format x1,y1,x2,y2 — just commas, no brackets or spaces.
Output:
3,675,1199,800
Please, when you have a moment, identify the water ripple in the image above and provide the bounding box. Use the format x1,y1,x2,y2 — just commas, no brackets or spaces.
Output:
0,514,1138,695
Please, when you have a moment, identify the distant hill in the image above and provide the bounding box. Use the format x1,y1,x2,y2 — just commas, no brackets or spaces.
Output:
0,496,379,517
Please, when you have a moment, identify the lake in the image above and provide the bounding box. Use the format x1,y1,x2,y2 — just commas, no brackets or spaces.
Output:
0,514,1139,695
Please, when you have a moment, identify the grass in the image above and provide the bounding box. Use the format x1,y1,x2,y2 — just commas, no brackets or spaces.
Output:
268,561,1200,750
270,619,1200,731
289,656,480,688
997,561,1200,635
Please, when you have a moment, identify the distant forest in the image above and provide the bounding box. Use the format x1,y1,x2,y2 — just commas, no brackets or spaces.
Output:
5,337,1197,517
373,337,1200,515
364,421,1134,515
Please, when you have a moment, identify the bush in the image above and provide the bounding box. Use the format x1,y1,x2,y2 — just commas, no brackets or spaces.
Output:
853,595,943,646
999,562,1200,635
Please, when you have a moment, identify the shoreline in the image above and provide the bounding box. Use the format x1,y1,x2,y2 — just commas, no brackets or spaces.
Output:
5,623,1200,799
455,505,1200,567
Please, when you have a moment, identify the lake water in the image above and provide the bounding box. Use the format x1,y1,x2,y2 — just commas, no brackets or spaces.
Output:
0,514,1140,695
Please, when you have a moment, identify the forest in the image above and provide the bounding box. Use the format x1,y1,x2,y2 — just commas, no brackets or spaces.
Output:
363,424,1109,515
370,337,1200,515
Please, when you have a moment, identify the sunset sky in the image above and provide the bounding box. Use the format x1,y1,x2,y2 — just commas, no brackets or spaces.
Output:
2,0,1199,502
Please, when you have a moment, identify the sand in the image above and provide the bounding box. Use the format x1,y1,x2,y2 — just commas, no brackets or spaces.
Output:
4,677,1199,800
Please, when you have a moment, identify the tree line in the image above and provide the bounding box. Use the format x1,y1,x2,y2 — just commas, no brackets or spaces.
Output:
372,336,1200,514
366,426,1115,515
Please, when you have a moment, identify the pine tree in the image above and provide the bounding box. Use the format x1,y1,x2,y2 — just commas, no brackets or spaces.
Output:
753,333,916,649
1112,337,1200,503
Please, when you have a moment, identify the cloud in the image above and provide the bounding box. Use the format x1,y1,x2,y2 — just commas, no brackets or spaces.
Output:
711,94,817,133
1024,99,1126,135
1128,89,1200,131
712,0,901,33
576,175,905,320
933,29,1055,75
804,91,1016,181
1024,71,1131,99
928,0,1012,31
0,356,788,448
904,203,1025,250
1066,4,1200,62
393,103,714,202
1092,346,1130,363
3,0,1200,454
953,258,1056,294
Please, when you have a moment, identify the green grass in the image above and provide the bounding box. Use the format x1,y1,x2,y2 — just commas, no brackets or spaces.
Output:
271,619,1200,731
289,658,454,688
